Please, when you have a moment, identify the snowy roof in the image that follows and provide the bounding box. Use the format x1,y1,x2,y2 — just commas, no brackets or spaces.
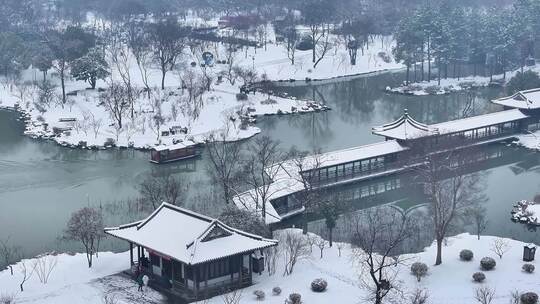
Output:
374,109,530,140
492,88,540,110
372,109,439,140
105,203,277,265
153,141,192,152
432,109,529,135
233,140,408,224
315,140,408,169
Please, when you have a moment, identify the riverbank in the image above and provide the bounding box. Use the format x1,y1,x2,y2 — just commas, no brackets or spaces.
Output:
386,65,540,96
1,232,537,304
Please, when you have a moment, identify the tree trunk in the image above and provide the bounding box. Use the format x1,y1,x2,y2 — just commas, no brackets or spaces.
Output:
328,227,333,247
60,70,66,105
435,238,443,265
406,64,410,85
161,69,166,90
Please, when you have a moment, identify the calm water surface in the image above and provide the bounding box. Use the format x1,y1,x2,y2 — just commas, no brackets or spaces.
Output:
1,70,539,258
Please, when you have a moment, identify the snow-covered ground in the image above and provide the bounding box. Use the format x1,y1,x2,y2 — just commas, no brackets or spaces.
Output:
0,17,403,151
511,200,540,225
2,232,538,304
0,251,164,304
387,65,540,96
516,130,540,151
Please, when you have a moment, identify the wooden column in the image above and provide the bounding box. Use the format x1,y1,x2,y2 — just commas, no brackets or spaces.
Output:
129,243,134,266
238,255,243,287
194,265,199,299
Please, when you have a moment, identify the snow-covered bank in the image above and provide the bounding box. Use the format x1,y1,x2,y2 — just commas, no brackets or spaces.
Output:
386,65,540,96
2,233,539,304
516,130,540,152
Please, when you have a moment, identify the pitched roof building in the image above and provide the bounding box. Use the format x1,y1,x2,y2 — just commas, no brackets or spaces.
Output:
105,203,277,301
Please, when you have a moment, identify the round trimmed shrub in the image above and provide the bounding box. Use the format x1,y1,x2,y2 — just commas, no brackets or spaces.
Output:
460,249,474,261
272,287,282,296
472,272,486,282
311,278,328,292
289,293,302,304
523,264,535,273
480,257,496,271
521,292,539,304
253,290,265,300
410,262,429,282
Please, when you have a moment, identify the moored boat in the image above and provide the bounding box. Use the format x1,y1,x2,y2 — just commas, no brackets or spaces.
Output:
150,142,201,164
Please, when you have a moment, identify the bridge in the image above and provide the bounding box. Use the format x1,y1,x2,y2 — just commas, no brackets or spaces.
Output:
233,89,540,224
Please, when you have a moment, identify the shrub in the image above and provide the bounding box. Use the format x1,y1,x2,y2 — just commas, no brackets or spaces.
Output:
521,292,539,304
410,262,429,282
472,272,486,283
523,264,535,273
460,249,474,261
253,290,265,300
480,257,496,271
104,138,116,147
289,293,302,304
236,93,248,101
272,287,282,296
311,278,328,292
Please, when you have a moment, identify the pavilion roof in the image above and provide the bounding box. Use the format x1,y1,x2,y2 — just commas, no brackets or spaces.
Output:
105,203,277,265
492,88,540,110
372,109,439,140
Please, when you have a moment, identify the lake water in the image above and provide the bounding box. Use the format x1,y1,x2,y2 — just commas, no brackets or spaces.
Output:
1,70,539,259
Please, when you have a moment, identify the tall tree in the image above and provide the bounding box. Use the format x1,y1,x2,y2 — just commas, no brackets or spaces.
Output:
416,152,485,265
148,18,190,89
45,26,95,104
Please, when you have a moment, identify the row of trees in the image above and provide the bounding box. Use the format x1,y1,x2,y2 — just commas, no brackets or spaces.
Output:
394,0,540,85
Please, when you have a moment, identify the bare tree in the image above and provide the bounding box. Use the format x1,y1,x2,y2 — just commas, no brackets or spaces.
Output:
100,81,130,129
289,148,326,233
139,174,188,209
237,136,285,220
126,21,153,97
350,206,414,304
283,26,298,65
148,90,168,141
415,152,485,265
0,238,19,275
314,235,327,259
221,288,242,304
63,207,104,268
205,130,243,205
409,288,429,304
490,238,510,259
474,286,496,304
107,27,136,119
278,230,310,276
148,18,189,89
465,205,488,240
180,69,206,120
263,246,280,276
86,110,103,139
509,290,520,304
33,253,58,284
232,65,258,88
18,257,35,292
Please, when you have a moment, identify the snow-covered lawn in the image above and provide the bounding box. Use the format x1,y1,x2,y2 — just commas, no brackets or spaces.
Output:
386,65,540,96
2,233,539,304
0,251,164,304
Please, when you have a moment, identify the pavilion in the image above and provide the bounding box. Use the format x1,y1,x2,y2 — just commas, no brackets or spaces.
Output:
105,203,278,301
